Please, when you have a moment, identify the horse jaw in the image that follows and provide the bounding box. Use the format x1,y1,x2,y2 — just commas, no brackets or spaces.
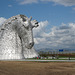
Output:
21,34,34,49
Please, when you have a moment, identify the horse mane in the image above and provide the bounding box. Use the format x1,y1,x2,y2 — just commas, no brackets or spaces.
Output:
0,14,28,32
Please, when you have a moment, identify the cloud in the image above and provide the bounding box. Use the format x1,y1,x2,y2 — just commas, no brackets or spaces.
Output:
33,21,75,49
72,7,75,10
8,5,12,7
0,17,6,25
16,0,75,6
16,0,38,5
41,0,75,6
33,20,49,38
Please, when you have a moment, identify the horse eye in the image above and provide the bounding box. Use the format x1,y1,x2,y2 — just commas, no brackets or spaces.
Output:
21,16,26,22
22,17,26,22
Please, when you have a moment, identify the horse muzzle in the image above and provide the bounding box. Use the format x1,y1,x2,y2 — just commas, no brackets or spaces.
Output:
25,42,34,49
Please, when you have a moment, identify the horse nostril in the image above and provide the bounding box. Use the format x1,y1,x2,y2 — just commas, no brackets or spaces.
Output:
29,42,34,46
30,43,32,45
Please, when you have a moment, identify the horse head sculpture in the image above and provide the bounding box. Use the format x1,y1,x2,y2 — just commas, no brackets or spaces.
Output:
0,14,39,59
15,15,38,49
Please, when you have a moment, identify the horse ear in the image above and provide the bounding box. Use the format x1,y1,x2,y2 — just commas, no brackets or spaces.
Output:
29,16,32,21
31,20,39,28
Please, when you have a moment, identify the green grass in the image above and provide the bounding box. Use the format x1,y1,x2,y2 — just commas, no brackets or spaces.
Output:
27,58,75,60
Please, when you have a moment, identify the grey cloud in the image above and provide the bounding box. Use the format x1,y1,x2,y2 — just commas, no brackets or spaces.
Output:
59,26,71,29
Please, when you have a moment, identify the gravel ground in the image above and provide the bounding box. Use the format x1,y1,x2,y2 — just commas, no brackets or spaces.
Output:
0,61,75,75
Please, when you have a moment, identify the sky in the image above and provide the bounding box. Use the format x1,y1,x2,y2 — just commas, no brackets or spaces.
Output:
0,0,75,50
